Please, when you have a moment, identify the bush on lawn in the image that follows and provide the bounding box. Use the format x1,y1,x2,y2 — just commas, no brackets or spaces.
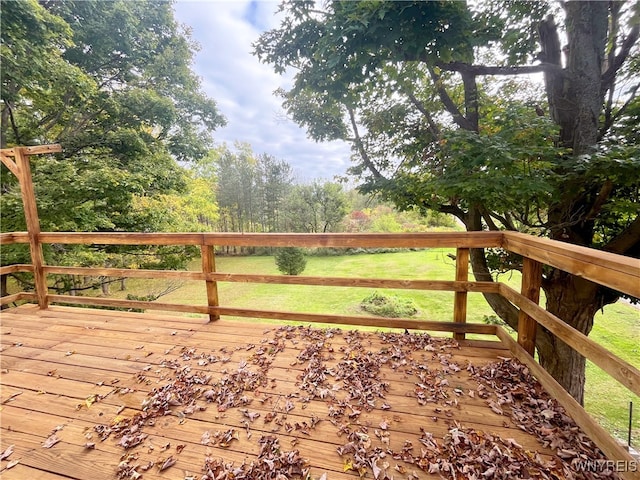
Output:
360,291,418,318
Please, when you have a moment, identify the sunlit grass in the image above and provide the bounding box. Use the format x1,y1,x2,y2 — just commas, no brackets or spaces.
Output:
586,303,640,445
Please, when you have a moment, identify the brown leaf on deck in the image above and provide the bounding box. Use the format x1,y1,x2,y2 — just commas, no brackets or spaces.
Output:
158,455,176,471
0,445,14,460
42,434,61,448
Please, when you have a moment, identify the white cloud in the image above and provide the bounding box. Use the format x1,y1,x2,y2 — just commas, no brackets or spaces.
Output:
173,0,352,181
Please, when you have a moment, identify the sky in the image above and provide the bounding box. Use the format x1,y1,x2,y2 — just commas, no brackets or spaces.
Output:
172,0,352,182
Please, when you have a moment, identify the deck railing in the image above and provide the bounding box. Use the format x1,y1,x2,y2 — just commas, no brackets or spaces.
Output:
1,146,640,478
2,231,640,474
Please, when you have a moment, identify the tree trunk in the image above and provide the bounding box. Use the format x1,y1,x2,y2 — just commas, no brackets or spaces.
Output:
537,270,613,405
101,277,110,296
532,2,611,403
537,329,587,405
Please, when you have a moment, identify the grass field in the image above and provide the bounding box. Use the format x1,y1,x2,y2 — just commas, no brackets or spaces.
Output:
86,249,640,446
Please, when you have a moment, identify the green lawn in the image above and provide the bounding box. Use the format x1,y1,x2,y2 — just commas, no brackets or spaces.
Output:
101,249,639,445
586,302,640,445
153,249,520,322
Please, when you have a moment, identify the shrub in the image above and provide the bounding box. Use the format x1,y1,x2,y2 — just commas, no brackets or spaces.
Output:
274,247,307,275
360,291,418,318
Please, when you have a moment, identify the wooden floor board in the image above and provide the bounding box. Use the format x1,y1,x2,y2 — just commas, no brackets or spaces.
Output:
0,305,612,479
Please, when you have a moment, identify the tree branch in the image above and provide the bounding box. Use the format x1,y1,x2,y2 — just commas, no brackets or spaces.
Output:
603,3,623,131
585,179,614,221
489,209,519,231
461,71,479,132
598,83,639,140
427,66,475,131
3,101,23,146
348,106,384,180
479,205,500,231
501,212,518,231
405,91,441,139
601,23,640,94
435,61,564,77
435,203,465,221
603,214,640,256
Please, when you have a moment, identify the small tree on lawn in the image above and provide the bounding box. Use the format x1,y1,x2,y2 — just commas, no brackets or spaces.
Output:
275,247,307,275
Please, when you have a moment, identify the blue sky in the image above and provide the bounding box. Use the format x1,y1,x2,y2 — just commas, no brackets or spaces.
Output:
173,1,352,181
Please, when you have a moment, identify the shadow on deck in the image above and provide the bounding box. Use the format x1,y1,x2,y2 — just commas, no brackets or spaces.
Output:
0,305,628,480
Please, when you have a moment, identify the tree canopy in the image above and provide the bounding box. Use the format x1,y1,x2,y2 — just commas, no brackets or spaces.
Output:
255,0,640,402
1,0,225,292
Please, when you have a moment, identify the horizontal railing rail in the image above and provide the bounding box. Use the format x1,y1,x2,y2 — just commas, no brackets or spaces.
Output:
37,230,504,248
1,230,639,478
503,231,640,298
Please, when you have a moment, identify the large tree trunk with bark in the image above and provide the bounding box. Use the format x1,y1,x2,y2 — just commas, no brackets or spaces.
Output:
538,273,604,405
531,2,610,403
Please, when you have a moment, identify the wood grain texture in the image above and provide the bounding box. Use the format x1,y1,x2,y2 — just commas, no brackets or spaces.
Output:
500,284,640,397
517,257,542,355
0,232,29,244
0,292,35,306
0,264,34,275
0,152,20,177
0,305,572,480
453,247,470,341
14,148,48,309
37,231,504,248
212,306,498,334
0,144,62,156
496,327,639,480
201,244,220,321
42,266,499,293
503,231,640,297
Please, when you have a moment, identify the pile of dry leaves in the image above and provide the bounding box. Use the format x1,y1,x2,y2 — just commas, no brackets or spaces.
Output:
83,324,620,480
202,435,308,479
470,358,620,479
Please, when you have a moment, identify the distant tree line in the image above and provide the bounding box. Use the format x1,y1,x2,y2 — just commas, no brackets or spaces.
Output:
196,142,458,237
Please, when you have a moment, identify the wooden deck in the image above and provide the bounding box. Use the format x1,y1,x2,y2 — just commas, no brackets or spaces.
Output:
0,305,622,479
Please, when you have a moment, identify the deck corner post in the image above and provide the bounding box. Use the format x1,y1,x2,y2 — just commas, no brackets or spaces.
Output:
201,243,220,322
453,247,470,341
517,256,542,356
14,147,49,309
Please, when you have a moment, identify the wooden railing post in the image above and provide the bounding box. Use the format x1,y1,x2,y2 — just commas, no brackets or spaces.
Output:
201,243,220,322
517,257,542,356
14,147,49,309
453,247,469,341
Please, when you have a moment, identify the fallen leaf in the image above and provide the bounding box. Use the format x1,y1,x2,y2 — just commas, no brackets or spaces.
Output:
118,432,148,449
85,394,97,408
158,455,176,471
42,434,60,448
0,445,14,460
239,408,260,422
